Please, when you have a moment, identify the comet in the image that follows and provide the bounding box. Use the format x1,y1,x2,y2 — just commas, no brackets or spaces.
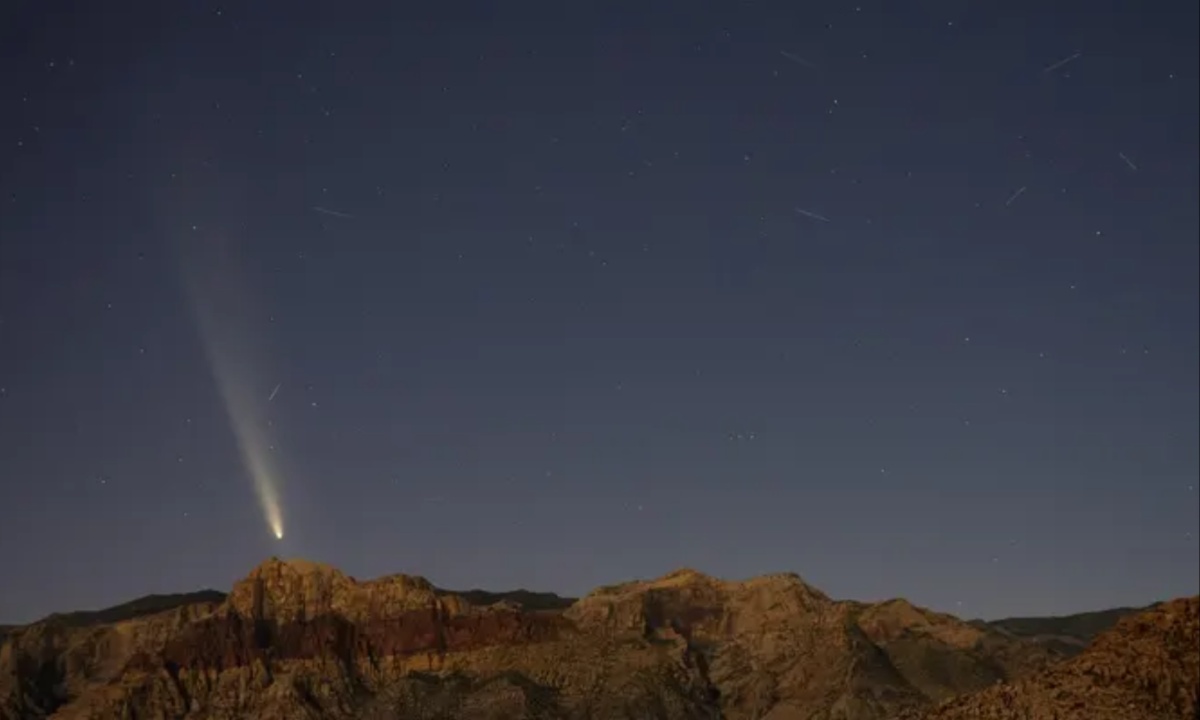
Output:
173,228,288,544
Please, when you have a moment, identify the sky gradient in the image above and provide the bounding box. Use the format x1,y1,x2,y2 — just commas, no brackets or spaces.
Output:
1,0,1197,625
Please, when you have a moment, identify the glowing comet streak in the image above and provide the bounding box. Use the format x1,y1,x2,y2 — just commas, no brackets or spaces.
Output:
209,342,286,542
175,231,287,542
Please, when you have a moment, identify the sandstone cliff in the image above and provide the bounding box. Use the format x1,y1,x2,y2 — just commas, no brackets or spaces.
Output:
0,594,223,719
0,558,1181,720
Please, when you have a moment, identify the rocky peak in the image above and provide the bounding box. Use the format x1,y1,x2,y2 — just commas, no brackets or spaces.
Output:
565,567,834,641
735,571,831,610
1093,595,1197,651
227,557,464,623
855,598,986,649
655,567,714,585
1076,595,1199,701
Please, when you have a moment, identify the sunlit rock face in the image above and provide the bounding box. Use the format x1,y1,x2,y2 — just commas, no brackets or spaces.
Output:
3,558,1188,720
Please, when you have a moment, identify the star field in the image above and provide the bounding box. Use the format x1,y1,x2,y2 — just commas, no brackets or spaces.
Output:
0,0,1196,624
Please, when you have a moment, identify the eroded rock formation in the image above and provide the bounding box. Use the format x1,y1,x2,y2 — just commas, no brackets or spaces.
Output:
0,558,1192,719
902,596,1200,720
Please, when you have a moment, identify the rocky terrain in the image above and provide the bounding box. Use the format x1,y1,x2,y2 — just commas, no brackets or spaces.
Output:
0,558,1193,720
902,596,1199,720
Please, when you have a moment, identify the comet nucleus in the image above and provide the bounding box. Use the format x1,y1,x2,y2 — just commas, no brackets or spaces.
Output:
175,229,290,544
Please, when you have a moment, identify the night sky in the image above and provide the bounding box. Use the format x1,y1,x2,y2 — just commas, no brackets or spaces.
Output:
1,0,1197,626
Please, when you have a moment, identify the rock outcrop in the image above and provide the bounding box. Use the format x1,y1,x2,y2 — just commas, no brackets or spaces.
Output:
1,558,1189,719
903,596,1200,720
0,594,223,719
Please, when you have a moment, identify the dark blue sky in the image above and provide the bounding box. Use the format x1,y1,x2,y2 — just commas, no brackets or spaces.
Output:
1,0,1196,625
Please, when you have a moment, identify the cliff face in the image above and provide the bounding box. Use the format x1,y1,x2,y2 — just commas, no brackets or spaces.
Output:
846,598,1060,704
0,596,222,720
0,558,1180,720
0,560,715,720
903,596,1200,720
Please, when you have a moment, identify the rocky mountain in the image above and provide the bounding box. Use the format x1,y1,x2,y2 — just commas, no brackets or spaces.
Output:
0,558,1191,720
902,596,1199,720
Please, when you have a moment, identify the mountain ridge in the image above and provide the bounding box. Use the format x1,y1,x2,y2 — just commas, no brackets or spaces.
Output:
0,557,1193,719
3,557,1156,632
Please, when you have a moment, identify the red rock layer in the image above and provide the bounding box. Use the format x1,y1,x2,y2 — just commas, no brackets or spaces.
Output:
136,608,570,673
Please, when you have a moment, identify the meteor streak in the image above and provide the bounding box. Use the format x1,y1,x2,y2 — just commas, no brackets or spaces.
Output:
1041,52,1081,74
778,50,817,68
312,205,355,219
794,206,831,222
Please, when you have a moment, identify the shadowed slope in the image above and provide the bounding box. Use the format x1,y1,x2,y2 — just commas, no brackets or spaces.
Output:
976,605,1154,656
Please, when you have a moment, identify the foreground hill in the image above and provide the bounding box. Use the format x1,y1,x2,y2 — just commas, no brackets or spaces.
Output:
0,558,1187,719
903,596,1199,720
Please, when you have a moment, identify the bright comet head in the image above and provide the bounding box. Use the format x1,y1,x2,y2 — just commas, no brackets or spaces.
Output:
175,229,290,548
